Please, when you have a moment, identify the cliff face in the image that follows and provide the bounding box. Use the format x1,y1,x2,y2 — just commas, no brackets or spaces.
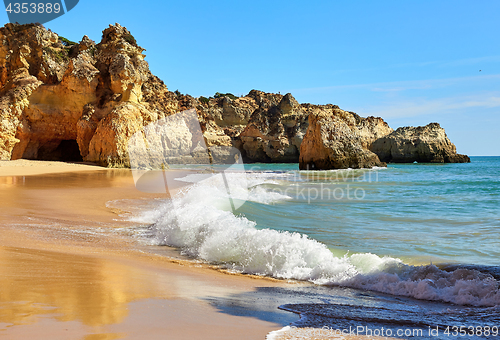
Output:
299,109,389,170
0,24,48,160
0,23,469,169
238,92,308,162
0,23,183,166
370,123,470,163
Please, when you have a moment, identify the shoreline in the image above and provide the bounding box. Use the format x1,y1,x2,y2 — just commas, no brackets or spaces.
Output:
0,159,408,340
0,160,295,339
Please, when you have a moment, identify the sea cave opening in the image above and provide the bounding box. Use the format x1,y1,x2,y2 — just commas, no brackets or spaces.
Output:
37,140,83,162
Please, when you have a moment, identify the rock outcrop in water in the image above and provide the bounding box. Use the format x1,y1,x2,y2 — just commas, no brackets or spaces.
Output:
0,23,469,169
299,109,390,170
370,123,470,163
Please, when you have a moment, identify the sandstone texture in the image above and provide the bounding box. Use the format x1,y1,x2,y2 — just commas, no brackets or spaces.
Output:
0,23,469,169
370,123,470,163
238,92,308,162
299,109,389,170
0,23,182,166
193,90,310,164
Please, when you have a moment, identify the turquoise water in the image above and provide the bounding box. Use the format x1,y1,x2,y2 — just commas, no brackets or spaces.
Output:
133,156,500,304
129,156,500,337
239,156,500,266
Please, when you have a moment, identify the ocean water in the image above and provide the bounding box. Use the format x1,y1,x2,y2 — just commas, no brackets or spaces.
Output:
123,156,500,338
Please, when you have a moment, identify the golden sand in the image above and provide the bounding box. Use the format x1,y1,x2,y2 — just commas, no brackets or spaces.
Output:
0,160,405,340
0,161,288,339
0,159,107,177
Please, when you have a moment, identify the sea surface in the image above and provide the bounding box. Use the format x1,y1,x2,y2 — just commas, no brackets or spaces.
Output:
119,156,500,339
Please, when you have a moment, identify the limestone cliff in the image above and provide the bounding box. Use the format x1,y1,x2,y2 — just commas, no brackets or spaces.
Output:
299,108,389,170
0,23,182,166
370,123,470,163
237,91,308,162
0,23,468,169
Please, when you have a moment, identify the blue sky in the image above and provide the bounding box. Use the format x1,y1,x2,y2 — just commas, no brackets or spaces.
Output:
2,1,499,155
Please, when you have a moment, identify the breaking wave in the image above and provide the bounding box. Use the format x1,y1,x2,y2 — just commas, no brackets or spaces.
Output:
130,170,500,307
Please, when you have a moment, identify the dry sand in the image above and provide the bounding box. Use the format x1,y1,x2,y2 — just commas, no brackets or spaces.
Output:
0,159,107,177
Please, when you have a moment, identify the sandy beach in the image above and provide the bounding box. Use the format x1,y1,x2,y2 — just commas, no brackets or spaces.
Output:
0,160,405,340
1,4,496,338
0,159,107,177
0,160,296,340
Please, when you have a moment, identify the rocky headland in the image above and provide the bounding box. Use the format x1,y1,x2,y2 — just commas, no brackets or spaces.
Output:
370,123,471,163
0,23,470,169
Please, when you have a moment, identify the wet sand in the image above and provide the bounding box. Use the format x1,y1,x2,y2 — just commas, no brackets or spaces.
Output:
268,326,401,340
0,160,404,340
0,161,291,339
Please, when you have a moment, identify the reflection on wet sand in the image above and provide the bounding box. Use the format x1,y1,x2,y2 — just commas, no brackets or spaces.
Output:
0,243,271,339
0,242,282,339
0,168,284,339
0,170,194,225
0,171,172,335
0,170,142,225
0,246,170,328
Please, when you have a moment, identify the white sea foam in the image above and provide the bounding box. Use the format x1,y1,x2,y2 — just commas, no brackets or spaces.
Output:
266,326,292,340
131,171,500,307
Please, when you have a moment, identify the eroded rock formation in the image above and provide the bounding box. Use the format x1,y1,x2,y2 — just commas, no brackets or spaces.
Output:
299,109,390,170
0,23,182,166
237,92,308,162
0,23,469,169
370,123,470,163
